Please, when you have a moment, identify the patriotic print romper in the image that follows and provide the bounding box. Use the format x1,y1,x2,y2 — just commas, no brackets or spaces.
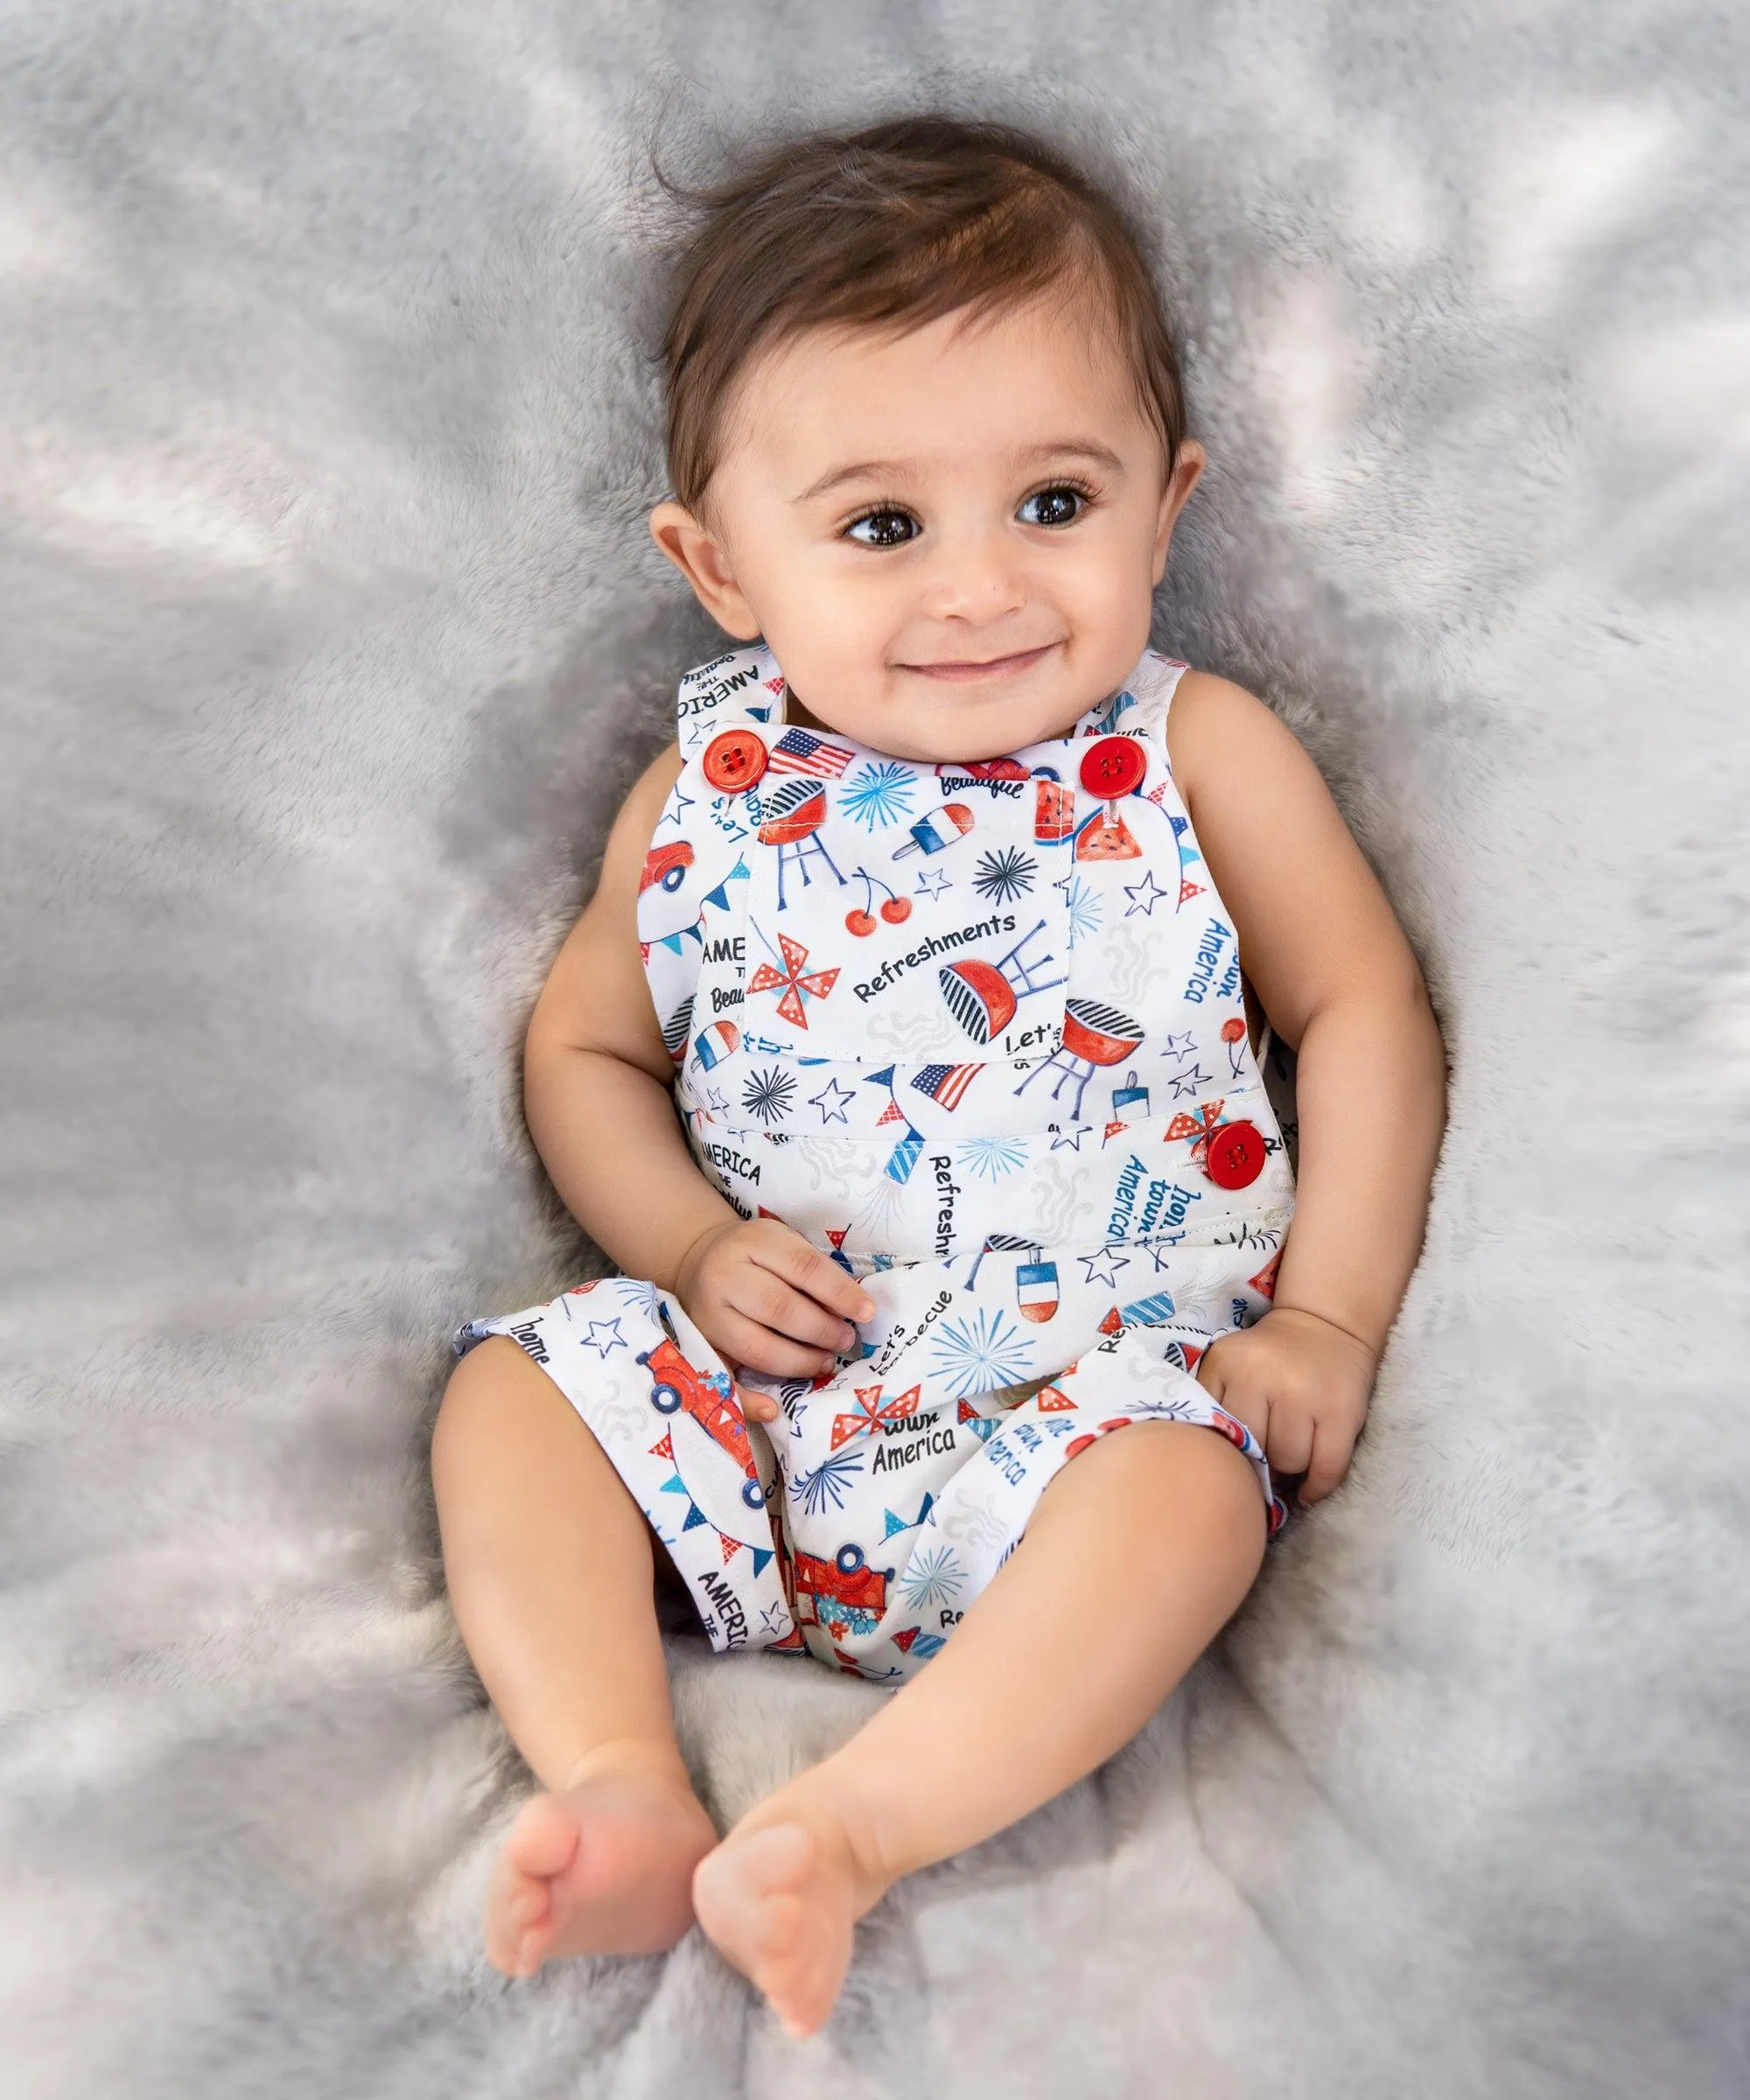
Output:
456,644,1295,1684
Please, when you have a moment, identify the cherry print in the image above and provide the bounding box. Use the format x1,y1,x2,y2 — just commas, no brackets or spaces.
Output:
845,866,907,936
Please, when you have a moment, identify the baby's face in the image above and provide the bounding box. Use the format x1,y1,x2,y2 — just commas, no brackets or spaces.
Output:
653,287,1201,764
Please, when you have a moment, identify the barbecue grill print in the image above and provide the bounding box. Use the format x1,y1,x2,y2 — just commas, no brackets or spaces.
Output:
459,643,1296,1683
755,778,848,910
1015,998,1146,1119
937,918,1071,1044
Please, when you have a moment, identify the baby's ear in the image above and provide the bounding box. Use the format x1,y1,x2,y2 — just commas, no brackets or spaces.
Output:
649,502,760,640
1153,441,1206,581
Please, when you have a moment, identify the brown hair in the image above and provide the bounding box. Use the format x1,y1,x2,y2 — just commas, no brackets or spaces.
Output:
661,116,1186,514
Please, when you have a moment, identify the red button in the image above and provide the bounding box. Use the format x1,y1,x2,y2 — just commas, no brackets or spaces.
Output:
1079,735,1146,799
1204,1119,1265,1190
702,728,767,793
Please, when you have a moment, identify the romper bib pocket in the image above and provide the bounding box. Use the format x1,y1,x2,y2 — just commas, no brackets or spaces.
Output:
732,756,1074,1068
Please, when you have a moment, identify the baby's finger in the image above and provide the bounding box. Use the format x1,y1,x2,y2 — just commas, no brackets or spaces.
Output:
736,1386,782,1424
756,1236,876,1326
730,1270,858,1356
1194,1336,1234,1399
1214,1376,1269,1452
713,1309,836,1382
1300,1418,1356,1503
1263,1403,1313,1480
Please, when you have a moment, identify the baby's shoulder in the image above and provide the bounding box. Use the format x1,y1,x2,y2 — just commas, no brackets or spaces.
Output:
618,740,684,824
599,743,684,875
1161,669,1296,802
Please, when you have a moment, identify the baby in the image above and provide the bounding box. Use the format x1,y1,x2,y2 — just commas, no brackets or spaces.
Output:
434,117,1446,2038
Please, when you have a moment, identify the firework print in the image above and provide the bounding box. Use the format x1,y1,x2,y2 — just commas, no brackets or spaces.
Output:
455,641,1297,1682
839,760,918,829
740,1067,795,1124
971,845,1038,903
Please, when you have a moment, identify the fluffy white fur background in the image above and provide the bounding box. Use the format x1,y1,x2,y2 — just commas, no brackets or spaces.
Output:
4,2,1746,2093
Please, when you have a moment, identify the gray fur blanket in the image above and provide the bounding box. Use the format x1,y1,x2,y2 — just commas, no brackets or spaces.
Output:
4,3,1746,2093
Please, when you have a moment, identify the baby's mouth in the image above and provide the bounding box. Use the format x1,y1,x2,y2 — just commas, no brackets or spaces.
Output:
897,641,1060,684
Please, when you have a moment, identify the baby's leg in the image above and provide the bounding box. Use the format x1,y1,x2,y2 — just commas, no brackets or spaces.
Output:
691,1420,1265,2034
432,1335,717,1974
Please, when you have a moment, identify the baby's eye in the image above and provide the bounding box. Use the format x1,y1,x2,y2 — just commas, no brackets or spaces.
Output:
1017,486,1086,528
846,508,920,549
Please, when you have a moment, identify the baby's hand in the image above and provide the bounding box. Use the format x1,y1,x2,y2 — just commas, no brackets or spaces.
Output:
674,1220,875,1417
1194,1306,1377,1502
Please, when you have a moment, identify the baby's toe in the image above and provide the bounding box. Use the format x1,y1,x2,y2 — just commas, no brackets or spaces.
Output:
504,1793,583,1879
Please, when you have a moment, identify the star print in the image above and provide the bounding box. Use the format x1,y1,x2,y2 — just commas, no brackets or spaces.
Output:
1151,1235,1191,1270
580,1319,626,1357
914,868,952,900
704,1086,730,1117
759,1601,791,1635
1161,1032,1196,1058
1123,869,1172,918
1047,1124,1084,1152
1078,1245,1131,1288
809,1078,857,1125
657,785,695,830
1166,1062,1211,1099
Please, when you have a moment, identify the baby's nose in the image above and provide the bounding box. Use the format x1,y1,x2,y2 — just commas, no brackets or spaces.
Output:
922,532,1026,620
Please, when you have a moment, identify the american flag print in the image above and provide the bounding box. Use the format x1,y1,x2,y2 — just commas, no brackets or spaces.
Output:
767,726,856,780
910,1061,982,1110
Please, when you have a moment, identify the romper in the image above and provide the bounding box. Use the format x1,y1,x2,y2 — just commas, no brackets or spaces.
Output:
457,644,1297,1683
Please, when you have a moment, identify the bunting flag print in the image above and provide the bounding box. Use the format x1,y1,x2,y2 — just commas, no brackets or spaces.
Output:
882,1490,934,1537
700,857,750,913
767,726,856,779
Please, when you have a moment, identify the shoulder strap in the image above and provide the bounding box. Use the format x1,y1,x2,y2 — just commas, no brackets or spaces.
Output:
1125,648,1191,736
675,643,783,759
1077,648,1189,740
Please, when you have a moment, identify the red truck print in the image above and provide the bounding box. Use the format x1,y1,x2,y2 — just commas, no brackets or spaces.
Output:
637,1339,766,1510
788,1541,892,1642
640,840,695,894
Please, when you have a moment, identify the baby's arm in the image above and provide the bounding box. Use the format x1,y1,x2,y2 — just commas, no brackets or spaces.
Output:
1168,676,1447,1499
523,748,872,1398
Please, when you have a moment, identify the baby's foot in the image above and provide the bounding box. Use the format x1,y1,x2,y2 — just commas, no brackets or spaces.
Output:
691,1796,887,2038
485,1754,718,1976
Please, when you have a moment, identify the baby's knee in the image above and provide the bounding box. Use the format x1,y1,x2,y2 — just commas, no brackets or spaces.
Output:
434,1335,553,1468
1048,1417,1267,1559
